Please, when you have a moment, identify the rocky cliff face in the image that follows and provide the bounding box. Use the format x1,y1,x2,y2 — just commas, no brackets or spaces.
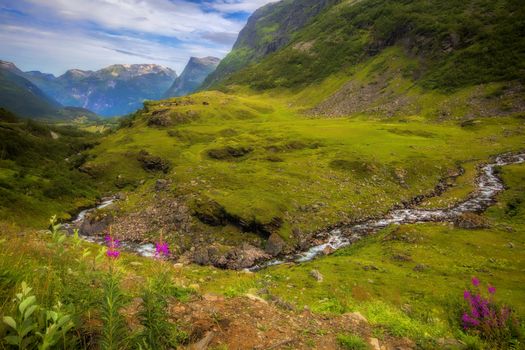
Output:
26,64,177,117
164,57,220,98
202,0,338,88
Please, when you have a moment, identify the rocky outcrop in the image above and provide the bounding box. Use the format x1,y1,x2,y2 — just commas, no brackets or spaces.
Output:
192,198,282,238
192,243,270,270
137,150,171,173
110,195,193,242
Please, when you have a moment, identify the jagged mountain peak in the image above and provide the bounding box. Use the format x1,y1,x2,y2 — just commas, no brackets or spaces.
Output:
0,60,23,74
164,56,220,98
98,64,177,79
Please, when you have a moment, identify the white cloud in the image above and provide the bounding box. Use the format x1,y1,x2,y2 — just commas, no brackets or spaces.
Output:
0,23,227,75
0,0,277,75
22,0,243,38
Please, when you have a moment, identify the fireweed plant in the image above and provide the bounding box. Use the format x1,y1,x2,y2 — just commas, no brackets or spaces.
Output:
100,231,128,350
155,242,170,259
462,277,523,346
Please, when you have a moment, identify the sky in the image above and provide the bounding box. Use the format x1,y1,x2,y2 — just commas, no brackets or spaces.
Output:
0,0,275,76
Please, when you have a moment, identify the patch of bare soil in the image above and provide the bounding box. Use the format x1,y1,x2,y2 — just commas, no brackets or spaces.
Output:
170,295,416,350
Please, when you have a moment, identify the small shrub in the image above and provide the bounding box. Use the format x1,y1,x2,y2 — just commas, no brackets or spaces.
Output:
460,334,484,350
336,334,368,350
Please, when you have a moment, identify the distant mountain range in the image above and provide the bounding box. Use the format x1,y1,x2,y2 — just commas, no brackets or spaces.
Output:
24,64,177,117
0,58,221,119
164,57,220,98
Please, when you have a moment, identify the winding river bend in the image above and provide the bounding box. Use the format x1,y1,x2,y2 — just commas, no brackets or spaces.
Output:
70,152,525,269
251,152,525,270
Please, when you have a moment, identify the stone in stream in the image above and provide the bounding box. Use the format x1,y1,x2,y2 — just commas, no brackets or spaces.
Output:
265,232,286,256
79,213,113,235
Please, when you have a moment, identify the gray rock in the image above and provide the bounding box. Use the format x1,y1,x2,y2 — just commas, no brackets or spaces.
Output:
155,179,168,191
79,213,113,236
309,269,323,282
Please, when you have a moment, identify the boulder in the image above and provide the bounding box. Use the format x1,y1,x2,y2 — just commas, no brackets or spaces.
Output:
265,232,286,256
79,213,113,236
413,264,429,272
221,244,270,270
137,150,171,173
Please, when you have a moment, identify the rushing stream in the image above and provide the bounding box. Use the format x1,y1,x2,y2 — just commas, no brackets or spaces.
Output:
251,152,525,270
69,152,525,268
66,198,157,257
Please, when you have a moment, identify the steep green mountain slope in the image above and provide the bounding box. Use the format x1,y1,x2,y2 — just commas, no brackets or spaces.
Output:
210,0,525,115
0,61,62,118
0,108,99,226
202,0,339,87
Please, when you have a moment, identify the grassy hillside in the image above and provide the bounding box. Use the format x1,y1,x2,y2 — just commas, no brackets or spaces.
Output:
81,89,525,254
1,0,525,348
0,109,100,226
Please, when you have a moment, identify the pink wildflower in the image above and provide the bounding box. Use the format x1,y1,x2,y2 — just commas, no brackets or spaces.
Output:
471,277,480,287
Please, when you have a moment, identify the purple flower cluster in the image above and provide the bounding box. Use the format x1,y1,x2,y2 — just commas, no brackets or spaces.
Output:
105,235,121,259
155,242,170,259
462,277,515,340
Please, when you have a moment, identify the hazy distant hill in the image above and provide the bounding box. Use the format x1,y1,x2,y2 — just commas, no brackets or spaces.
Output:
0,60,62,119
164,57,220,98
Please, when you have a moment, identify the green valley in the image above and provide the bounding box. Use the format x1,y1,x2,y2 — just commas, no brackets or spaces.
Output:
1,0,525,349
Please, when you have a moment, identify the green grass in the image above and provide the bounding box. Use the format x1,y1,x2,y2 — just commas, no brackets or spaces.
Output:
0,162,524,348
180,163,525,346
337,333,369,350
84,90,525,245
0,114,100,226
